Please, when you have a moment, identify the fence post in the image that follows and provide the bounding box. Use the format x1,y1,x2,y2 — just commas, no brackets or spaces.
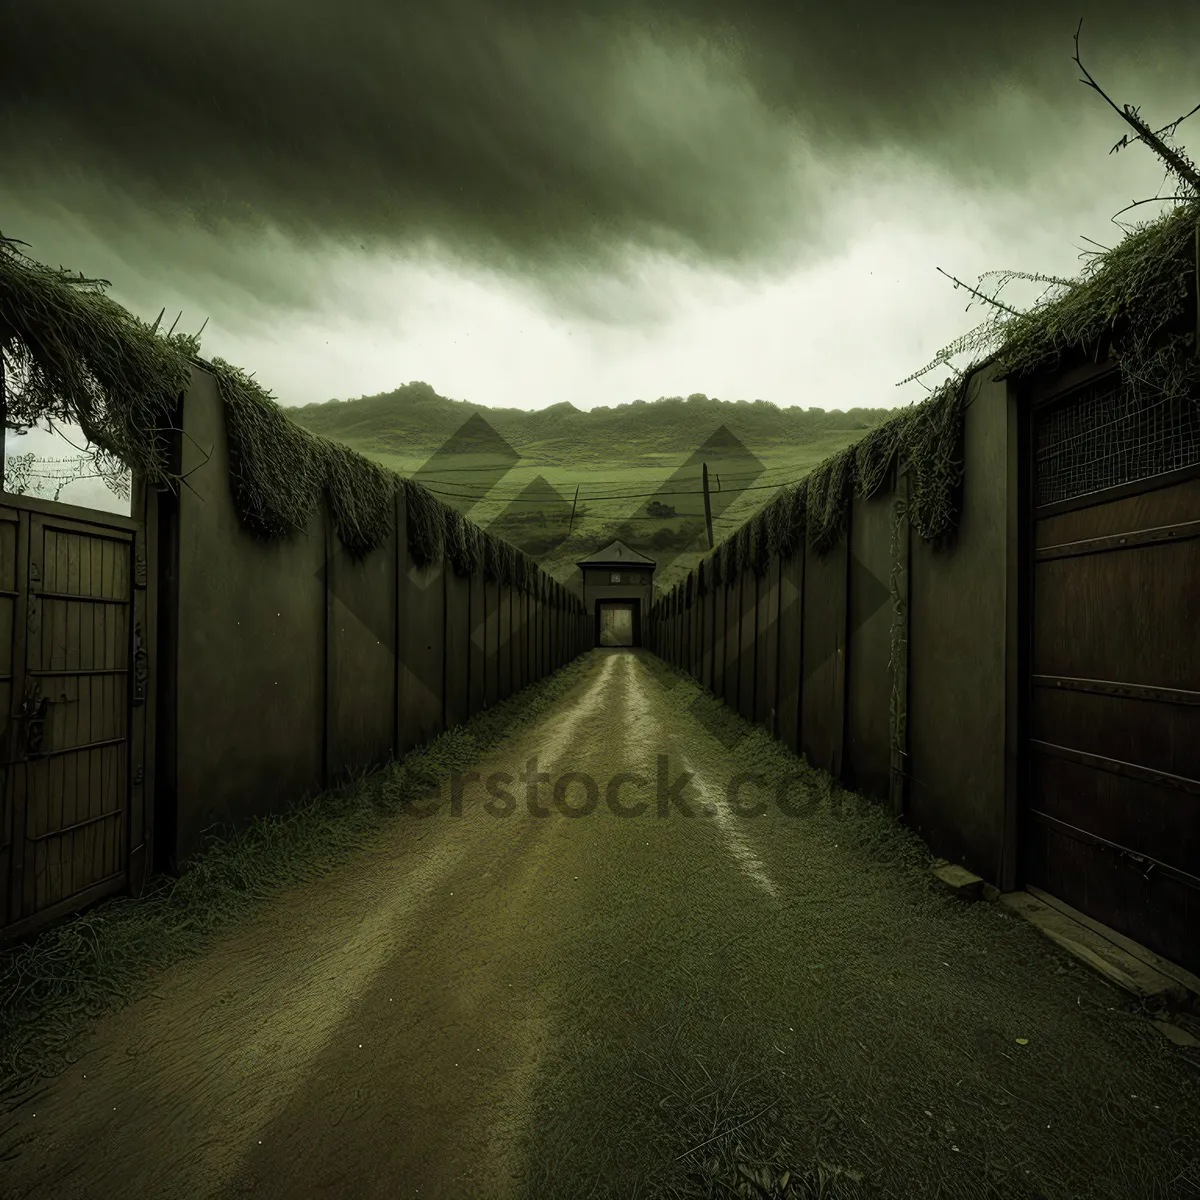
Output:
702,462,714,549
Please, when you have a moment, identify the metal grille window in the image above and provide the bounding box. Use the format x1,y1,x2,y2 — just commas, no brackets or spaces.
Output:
1035,373,1200,507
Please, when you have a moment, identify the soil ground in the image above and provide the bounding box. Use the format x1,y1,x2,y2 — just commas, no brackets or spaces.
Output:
2,650,1198,1200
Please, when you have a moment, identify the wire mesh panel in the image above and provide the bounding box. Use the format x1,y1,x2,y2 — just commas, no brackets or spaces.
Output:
1034,373,1200,508
1032,374,1200,506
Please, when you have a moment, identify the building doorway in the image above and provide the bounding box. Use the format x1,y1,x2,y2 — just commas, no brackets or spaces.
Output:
596,600,639,647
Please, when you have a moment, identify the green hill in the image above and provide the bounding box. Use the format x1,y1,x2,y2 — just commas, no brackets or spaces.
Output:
287,384,904,590
291,383,901,458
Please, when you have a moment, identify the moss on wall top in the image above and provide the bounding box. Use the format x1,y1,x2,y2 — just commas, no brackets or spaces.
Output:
681,200,1198,610
0,235,563,598
4,198,1196,613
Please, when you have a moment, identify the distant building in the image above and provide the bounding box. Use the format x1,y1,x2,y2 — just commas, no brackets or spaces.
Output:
575,539,656,648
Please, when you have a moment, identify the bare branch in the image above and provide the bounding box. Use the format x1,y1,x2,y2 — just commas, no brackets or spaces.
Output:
1109,194,1191,224
1074,19,1200,192
936,267,1021,316
1153,100,1200,142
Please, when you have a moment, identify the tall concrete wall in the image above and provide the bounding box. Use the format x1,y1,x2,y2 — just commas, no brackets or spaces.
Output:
170,368,326,863
907,369,1017,883
161,365,586,866
647,361,1018,888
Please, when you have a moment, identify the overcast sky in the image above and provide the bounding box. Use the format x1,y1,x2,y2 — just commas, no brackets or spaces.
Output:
3,0,1199,422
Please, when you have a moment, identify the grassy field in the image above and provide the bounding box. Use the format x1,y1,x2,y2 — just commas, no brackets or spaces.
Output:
289,386,902,591
323,435,861,589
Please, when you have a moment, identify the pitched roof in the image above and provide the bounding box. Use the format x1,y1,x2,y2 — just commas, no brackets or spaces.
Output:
575,539,656,568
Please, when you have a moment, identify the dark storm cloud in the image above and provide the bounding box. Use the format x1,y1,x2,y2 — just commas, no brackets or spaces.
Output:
2,0,1198,303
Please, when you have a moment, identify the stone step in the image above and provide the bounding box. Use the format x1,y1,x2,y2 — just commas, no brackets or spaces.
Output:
930,860,985,902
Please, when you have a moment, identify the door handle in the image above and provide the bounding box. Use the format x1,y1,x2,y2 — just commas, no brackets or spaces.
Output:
17,687,70,759
24,695,52,757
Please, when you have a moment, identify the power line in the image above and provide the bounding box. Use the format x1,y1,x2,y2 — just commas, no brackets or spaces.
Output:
376,454,826,500
417,473,810,507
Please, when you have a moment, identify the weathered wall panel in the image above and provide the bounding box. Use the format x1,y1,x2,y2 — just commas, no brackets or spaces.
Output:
538,592,547,677
512,587,526,694
723,579,739,709
907,369,1014,882
444,569,471,729
843,491,896,802
173,368,325,861
484,578,499,706
800,531,848,776
755,558,780,735
498,583,513,701
468,572,485,715
397,545,445,755
738,570,757,723
327,519,398,779
712,585,726,699
531,596,541,681
700,588,714,691
776,551,804,754
552,590,561,669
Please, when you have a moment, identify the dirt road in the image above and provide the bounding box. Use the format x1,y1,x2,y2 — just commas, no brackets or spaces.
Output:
2,650,1198,1199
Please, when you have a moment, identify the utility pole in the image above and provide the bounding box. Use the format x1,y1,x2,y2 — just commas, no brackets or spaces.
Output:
701,462,714,549
567,484,580,536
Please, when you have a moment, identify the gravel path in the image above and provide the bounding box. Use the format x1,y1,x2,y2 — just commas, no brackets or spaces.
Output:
2,649,1197,1200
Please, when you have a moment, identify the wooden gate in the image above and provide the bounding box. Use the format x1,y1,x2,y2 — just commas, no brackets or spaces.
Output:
1024,366,1200,973
1,495,151,942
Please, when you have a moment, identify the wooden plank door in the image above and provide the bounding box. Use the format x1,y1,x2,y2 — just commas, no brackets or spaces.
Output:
1025,369,1200,973
3,506,140,941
